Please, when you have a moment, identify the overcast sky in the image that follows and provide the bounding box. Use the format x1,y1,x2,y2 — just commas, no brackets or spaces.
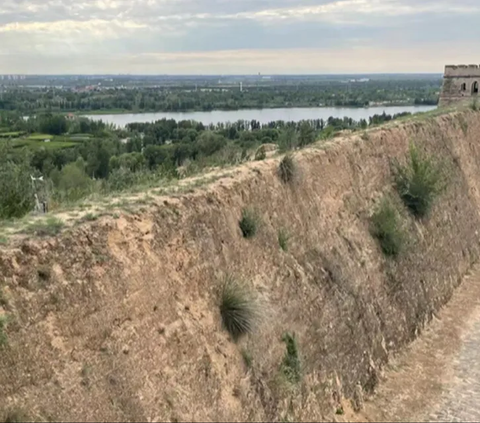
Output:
0,0,478,74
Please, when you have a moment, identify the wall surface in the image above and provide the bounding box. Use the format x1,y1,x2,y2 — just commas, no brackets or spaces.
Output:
1,111,480,422
440,65,480,106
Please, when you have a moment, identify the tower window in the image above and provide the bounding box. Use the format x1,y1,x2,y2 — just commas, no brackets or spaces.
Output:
473,81,479,95
461,82,467,91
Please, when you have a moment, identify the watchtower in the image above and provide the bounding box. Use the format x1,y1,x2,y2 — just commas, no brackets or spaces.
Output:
439,65,480,107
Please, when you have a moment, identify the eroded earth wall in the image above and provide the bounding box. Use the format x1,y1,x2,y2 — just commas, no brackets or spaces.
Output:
1,111,480,422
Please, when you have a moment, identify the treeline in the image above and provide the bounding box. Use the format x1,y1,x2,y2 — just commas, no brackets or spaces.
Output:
0,79,440,113
0,110,411,219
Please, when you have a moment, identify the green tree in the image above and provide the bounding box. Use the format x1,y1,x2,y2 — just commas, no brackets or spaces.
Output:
0,146,34,219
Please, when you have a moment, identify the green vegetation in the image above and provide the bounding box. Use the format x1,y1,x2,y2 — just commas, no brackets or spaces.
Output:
83,212,98,222
0,315,8,347
239,208,260,238
278,228,290,252
219,276,258,341
0,77,439,114
23,217,64,237
0,148,34,219
241,348,253,369
278,154,296,184
393,143,445,218
371,198,405,257
2,408,30,423
281,332,301,384
0,106,419,223
254,145,267,161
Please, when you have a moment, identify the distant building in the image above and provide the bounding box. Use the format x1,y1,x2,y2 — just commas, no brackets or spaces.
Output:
439,64,480,107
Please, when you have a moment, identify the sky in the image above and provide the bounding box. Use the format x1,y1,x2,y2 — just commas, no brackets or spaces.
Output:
0,0,479,74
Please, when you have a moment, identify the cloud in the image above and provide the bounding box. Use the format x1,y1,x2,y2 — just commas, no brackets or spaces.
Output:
0,0,479,73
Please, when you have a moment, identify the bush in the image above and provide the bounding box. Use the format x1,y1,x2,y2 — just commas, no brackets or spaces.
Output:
393,143,445,217
281,332,301,384
52,160,93,203
254,146,267,161
220,277,257,341
278,154,296,184
239,208,259,238
371,198,405,257
278,228,290,252
277,128,298,153
0,155,34,220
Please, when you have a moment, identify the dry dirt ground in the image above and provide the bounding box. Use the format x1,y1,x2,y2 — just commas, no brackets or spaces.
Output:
357,265,480,422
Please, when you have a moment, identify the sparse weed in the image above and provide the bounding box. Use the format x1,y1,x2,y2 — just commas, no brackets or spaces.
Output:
471,99,478,111
281,332,301,384
278,228,290,252
83,212,98,222
220,276,258,341
392,143,445,218
371,197,405,257
278,154,296,184
239,208,260,238
24,217,64,237
2,408,30,423
0,315,8,347
458,115,468,135
241,348,253,369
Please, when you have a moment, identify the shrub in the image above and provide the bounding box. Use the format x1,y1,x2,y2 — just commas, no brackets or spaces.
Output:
51,160,93,203
371,198,405,257
0,154,34,220
220,277,257,341
278,154,296,184
281,332,301,384
239,208,259,238
278,228,290,252
393,143,445,218
254,146,267,161
0,315,8,347
277,128,298,153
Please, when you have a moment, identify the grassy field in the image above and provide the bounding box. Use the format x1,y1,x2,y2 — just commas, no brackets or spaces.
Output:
0,131,25,138
1,132,89,150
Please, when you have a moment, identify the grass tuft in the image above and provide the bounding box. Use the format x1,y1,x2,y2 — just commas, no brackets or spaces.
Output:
220,276,258,341
254,146,267,161
371,198,405,257
0,315,8,347
278,154,296,184
239,208,259,238
392,143,445,218
278,228,290,252
281,332,301,384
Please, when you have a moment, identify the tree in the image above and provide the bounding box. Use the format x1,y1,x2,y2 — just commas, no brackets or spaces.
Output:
0,146,34,219
298,122,316,147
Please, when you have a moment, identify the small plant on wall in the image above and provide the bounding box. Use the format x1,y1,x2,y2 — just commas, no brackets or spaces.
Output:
392,143,446,218
370,197,406,257
220,276,259,341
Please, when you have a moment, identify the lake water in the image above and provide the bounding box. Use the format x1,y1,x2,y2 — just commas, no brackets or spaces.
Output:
83,105,436,127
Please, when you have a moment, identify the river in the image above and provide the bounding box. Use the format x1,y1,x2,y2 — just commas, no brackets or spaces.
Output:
83,105,436,127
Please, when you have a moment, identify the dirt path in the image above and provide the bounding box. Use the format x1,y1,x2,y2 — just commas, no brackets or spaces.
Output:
359,266,480,422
